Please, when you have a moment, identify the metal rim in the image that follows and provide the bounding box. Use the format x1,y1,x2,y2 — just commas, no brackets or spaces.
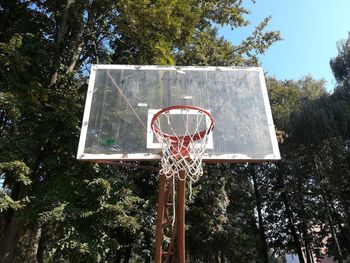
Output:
150,105,215,143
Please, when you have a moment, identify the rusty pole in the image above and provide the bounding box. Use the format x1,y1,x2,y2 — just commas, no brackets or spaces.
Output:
154,173,166,263
154,171,186,262
177,170,186,263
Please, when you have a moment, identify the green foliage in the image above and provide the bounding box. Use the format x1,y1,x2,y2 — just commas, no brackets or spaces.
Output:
186,164,266,262
0,195,30,212
175,27,236,66
39,202,68,223
176,16,281,66
330,32,350,99
1,0,348,261
0,161,31,186
264,66,350,261
0,161,31,212
0,34,30,80
236,16,282,65
267,76,327,132
0,0,282,262
110,0,200,65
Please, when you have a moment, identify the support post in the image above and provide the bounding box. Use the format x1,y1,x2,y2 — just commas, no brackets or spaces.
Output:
155,173,167,263
177,171,186,263
154,171,186,263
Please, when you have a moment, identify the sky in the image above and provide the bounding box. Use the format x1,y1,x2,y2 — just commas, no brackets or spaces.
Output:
219,0,350,91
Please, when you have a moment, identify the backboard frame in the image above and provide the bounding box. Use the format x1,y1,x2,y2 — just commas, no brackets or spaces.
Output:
77,65,280,163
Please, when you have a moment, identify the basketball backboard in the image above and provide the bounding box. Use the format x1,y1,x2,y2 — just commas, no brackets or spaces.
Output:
77,65,280,162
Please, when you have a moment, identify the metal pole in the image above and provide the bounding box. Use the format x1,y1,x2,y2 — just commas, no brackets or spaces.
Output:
177,171,186,263
155,173,166,263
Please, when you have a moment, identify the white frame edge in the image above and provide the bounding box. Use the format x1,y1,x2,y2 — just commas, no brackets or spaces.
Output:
92,64,262,72
258,68,281,160
77,65,97,159
79,153,275,161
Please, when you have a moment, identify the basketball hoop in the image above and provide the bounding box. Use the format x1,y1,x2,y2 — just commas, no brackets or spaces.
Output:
78,65,280,263
150,105,214,182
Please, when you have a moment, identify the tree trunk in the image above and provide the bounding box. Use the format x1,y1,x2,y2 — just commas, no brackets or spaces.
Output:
340,198,350,226
303,227,313,263
25,224,42,263
0,110,8,137
49,0,76,86
36,229,45,263
282,191,305,263
298,180,311,263
220,251,225,263
113,250,122,263
0,216,22,263
214,253,220,263
276,167,306,263
326,194,350,252
66,39,84,74
0,182,26,263
251,169,269,263
328,213,344,263
124,246,132,263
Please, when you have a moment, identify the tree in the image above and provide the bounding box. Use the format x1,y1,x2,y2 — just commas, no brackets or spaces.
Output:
264,77,331,262
0,0,281,262
267,66,350,262
330,32,350,100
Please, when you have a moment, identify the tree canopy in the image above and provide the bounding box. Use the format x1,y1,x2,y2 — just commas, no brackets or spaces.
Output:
1,0,350,262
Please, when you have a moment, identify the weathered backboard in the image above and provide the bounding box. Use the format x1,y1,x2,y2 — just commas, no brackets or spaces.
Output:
77,65,280,162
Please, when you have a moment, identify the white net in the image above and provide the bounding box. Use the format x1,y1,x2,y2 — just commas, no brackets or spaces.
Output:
151,106,214,183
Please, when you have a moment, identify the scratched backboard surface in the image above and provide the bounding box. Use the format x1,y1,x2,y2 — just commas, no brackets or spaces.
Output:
77,65,280,162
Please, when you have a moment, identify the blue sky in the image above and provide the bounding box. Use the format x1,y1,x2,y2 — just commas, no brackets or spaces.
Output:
220,0,350,91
